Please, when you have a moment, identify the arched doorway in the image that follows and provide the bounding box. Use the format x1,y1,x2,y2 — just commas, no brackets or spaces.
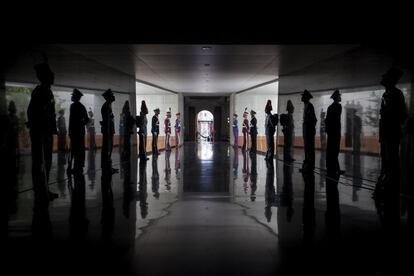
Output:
196,110,214,142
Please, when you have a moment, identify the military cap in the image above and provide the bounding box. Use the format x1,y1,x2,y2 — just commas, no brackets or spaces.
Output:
301,89,313,99
72,88,83,97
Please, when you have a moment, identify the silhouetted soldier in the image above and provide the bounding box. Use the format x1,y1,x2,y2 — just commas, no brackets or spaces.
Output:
320,109,327,150
242,108,249,151
69,88,89,173
264,100,278,160
151,108,160,156
249,109,257,154
175,112,182,147
152,156,160,199
232,113,238,148
325,89,344,175
100,89,116,172
300,89,317,173
27,62,58,202
281,100,295,162
87,107,95,150
57,109,67,151
376,67,407,197
138,100,149,161
165,108,172,151
121,100,135,161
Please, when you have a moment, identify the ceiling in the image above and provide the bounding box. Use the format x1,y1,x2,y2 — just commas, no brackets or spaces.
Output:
61,44,359,95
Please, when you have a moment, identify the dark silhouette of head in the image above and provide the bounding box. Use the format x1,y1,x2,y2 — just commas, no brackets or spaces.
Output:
140,100,148,115
265,100,272,114
330,89,341,103
286,100,294,113
102,89,115,103
58,109,65,116
34,62,54,85
71,88,83,102
381,67,403,88
122,100,130,114
301,89,313,103
8,100,17,115
154,108,160,115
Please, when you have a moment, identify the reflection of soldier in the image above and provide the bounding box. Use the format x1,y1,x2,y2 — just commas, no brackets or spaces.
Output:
242,149,249,194
100,89,116,171
325,90,344,174
242,109,249,151
174,147,181,176
300,90,317,173
27,62,58,202
152,157,160,199
101,167,114,241
320,109,327,150
250,152,257,201
302,171,315,242
69,172,89,238
232,146,239,179
69,89,89,172
264,100,278,161
164,150,171,191
232,113,238,147
138,100,149,161
249,110,257,154
174,112,182,147
164,108,172,151
282,163,294,222
353,111,362,154
57,109,67,151
151,108,160,156
281,100,295,162
325,173,340,238
138,160,148,219
376,67,407,197
265,160,276,222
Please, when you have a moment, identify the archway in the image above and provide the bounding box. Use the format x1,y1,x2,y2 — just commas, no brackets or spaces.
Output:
196,110,214,142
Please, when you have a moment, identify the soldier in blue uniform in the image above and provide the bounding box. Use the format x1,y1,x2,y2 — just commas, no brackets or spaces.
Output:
232,113,239,148
151,108,160,156
138,100,149,161
249,110,257,154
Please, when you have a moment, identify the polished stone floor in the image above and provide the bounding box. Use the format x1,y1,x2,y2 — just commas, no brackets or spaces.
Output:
2,142,414,275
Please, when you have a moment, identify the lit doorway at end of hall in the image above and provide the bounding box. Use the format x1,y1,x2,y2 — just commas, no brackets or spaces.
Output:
197,110,214,142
